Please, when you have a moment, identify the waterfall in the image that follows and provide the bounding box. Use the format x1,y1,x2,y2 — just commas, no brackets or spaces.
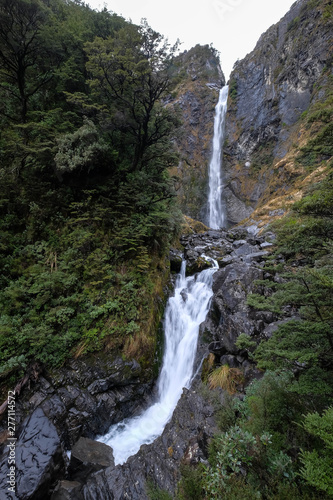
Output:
208,85,229,229
98,259,218,465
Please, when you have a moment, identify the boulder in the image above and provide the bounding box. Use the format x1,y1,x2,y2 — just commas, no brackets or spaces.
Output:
68,437,114,482
169,248,183,273
220,354,240,368
51,480,83,500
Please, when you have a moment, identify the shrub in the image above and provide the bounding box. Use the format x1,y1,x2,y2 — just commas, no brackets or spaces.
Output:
300,407,333,496
208,365,244,394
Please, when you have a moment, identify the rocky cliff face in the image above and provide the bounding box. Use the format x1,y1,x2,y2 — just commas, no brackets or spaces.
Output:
0,223,280,499
223,0,332,225
169,45,225,221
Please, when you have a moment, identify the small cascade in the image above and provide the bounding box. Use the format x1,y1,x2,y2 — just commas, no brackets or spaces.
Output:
208,85,229,229
98,259,218,465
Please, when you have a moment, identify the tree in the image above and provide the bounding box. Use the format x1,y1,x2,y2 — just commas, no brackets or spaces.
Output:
54,118,110,176
84,21,180,174
0,0,56,124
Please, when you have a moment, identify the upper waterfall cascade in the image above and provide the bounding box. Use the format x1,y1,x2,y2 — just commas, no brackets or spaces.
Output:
98,259,218,465
208,85,229,229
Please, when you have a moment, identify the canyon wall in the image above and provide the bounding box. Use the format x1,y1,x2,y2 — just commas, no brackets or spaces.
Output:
223,0,332,225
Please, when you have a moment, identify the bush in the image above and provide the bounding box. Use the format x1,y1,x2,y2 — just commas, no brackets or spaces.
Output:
208,365,244,394
300,407,333,496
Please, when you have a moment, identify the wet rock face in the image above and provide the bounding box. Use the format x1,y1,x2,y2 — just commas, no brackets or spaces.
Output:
0,355,153,457
223,0,332,223
0,408,65,499
169,248,183,273
0,356,155,497
208,261,264,354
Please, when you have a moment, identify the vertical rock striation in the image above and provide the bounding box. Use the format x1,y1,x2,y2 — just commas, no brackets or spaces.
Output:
224,0,332,224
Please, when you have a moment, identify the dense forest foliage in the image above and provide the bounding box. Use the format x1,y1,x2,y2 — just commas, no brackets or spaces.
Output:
0,0,182,390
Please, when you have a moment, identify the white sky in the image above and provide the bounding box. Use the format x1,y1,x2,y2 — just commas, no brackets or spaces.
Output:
87,0,297,80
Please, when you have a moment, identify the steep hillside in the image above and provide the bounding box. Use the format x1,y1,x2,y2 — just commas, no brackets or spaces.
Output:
0,2,182,397
169,45,225,220
224,0,333,226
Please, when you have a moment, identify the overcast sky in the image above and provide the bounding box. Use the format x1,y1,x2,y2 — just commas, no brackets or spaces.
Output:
87,0,297,80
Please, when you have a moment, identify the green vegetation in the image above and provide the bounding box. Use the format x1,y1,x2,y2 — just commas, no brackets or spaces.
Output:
147,480,173,500
300,407,333,496
228,78,238,100
297,110,333,169
0,0,182,392
174,44,221,82
248,140,276,176
287,16,300,32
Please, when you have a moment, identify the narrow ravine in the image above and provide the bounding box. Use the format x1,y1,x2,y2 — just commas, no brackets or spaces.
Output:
98,258,218,465
208,85,229,229
97,86,229,465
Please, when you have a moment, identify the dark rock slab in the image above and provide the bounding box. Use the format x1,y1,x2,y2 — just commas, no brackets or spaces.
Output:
68,437,114,482
220,354,240,368
82,462,147,500
232,242,260,257
0,353,152,454
0,408,65,500
51,480,83,500
169,248,183,273
244,250,269,263
218,254,234,267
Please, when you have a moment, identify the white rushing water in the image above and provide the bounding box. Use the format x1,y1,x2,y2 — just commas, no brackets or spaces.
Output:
98,259,218,465
208,85,229,229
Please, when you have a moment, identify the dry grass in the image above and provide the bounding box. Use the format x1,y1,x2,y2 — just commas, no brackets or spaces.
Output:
123,330,154,360
182,215,209,235
207,352,215,370
208,365,244,394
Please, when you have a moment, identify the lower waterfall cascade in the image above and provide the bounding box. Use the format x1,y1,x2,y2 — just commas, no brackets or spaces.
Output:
98,259,218,465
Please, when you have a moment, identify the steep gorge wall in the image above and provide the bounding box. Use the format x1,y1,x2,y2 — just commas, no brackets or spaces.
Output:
223,0,333,225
